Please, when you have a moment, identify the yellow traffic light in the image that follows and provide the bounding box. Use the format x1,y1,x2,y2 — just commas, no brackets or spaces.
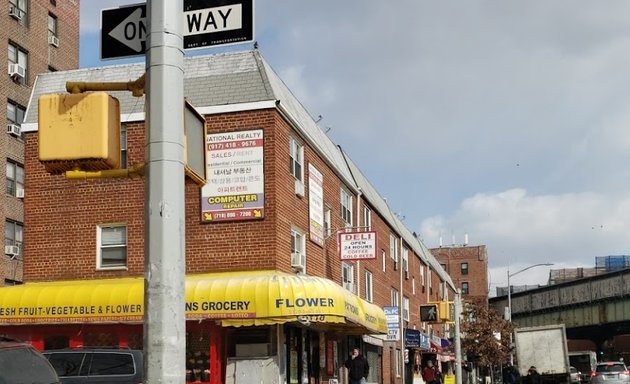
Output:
38,92,121,174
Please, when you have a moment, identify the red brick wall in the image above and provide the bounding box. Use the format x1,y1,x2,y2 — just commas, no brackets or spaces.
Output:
431,245,489,305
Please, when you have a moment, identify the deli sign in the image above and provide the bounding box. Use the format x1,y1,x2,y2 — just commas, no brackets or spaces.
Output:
338,231,377,261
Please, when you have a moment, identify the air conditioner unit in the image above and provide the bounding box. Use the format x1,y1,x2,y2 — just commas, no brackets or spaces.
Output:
343,282,355,293
294,179,305,198
4,245,19,256
48,35,59,47
16,188,24,198
8,63,25,80
7,123,20,136
9,5,21,20
329,380,339,384
291,252,305,272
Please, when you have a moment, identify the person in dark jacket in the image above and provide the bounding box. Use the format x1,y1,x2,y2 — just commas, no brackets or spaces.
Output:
345,348,369,384
526,366,541,384
503,363,521,384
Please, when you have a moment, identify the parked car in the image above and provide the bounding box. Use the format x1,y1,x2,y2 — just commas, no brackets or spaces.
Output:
571,366,583,384
0,336,60,384
591,362,630,384
43,347,143,384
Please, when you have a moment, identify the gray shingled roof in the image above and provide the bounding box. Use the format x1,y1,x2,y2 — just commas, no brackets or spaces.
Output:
24,49,455,291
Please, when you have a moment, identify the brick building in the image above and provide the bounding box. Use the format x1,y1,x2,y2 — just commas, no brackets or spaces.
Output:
431,244,489,305
0,0,79,286
1,50,457,383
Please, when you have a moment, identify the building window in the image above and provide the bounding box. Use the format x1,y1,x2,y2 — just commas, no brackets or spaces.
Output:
365,270,373,302
362,206,372,231
391,288,399,307
402,246,409,276
6,160,24,197
381,249,386,272
342,262,354,293
462,282,470,295
8,42,28,84
97,224,127,269
7,100,25,128
48,13,57,38
428,268,433,294
340,188,352,226
289,136,303,181
291,227,306,272
403,296,410,321
420,264,425,292
9,0,27,20
5,220,23,258
395,349,402,377
440,263,447,271
412,277,416,295
120,124,128,169
390,234,398,269
324,205,331,238
461,262,469,275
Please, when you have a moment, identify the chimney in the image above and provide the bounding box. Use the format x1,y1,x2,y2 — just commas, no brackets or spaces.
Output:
464,233,469,246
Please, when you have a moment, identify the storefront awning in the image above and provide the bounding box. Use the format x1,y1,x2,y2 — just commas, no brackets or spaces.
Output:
0,270,386,333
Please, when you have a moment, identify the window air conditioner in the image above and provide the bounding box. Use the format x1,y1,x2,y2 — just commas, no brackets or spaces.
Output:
329,379,339,384
4,245,19,256
343,282,355,293
9,5,21,20
291,252,305,272
7,123,20,136
16,188,24,198
8,63,25,80
48,35,59,47
294,179,305,198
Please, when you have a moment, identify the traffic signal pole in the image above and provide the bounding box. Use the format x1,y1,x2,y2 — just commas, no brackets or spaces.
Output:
144,0,186,383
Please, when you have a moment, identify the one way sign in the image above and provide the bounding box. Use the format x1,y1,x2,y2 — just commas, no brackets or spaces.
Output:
101,0,254,60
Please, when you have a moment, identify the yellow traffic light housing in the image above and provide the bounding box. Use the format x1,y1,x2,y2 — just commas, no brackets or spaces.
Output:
38,92,121,174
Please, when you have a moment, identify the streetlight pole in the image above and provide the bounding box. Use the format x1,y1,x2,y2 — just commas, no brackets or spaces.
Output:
507,263,553,365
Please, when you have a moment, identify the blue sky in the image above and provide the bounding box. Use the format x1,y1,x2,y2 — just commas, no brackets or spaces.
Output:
82,1,630,294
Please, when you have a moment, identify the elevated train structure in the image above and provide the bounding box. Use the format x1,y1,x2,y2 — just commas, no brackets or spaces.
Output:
490,268,630,361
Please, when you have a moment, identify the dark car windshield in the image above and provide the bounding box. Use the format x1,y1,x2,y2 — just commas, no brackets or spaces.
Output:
596,364,626,373
0,346,59,384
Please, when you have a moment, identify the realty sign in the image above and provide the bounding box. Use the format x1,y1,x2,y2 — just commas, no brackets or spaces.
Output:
101,0,254,60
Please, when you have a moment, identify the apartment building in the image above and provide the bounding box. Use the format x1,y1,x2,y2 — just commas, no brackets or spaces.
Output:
0,0,79,286
0,50,456,383
431,244,489,305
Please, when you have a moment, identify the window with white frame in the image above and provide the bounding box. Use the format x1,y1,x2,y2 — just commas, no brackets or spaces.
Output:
6,160,23,197
412,278,416,295
362,206,372,231
395,349,402,377
324,206,331,238
390,234,398,269
403,296,410,321
291,227,306,256
428,268,433,294
9,0,27,19
365,270,373,302
98,224,127,269
340,188,352,226
289,136,303,181
8,42,28,85
461,262,469,275
381,249,386,272
120,124,128,169
342,262,354,293
5,220,23,257
402,245,409,275
7,100,25,128
390,287,399,307
439,281,444,300
48,13,57,38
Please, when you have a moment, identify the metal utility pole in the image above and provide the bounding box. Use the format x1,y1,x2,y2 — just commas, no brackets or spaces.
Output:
143,0,186,383
454,291,462,384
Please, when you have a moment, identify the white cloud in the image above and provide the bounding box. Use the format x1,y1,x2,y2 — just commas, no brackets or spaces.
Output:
420,189,630,291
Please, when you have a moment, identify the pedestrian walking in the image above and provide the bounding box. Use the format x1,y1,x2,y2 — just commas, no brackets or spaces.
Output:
526,366,541,384
345,348,369,384
423,360,441,384
503,363,521,384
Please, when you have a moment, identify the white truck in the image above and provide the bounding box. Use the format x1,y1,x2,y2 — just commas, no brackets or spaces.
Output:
568,351,597,383
514,324,570,384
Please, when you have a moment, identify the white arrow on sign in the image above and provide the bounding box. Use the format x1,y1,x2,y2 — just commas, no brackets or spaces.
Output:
107,4,244,53
108,8,146,52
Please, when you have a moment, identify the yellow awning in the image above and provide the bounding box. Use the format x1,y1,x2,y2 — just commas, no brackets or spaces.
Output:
0,270,386,333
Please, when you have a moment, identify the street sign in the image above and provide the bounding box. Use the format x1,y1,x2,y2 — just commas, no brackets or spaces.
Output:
101,0,254,60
